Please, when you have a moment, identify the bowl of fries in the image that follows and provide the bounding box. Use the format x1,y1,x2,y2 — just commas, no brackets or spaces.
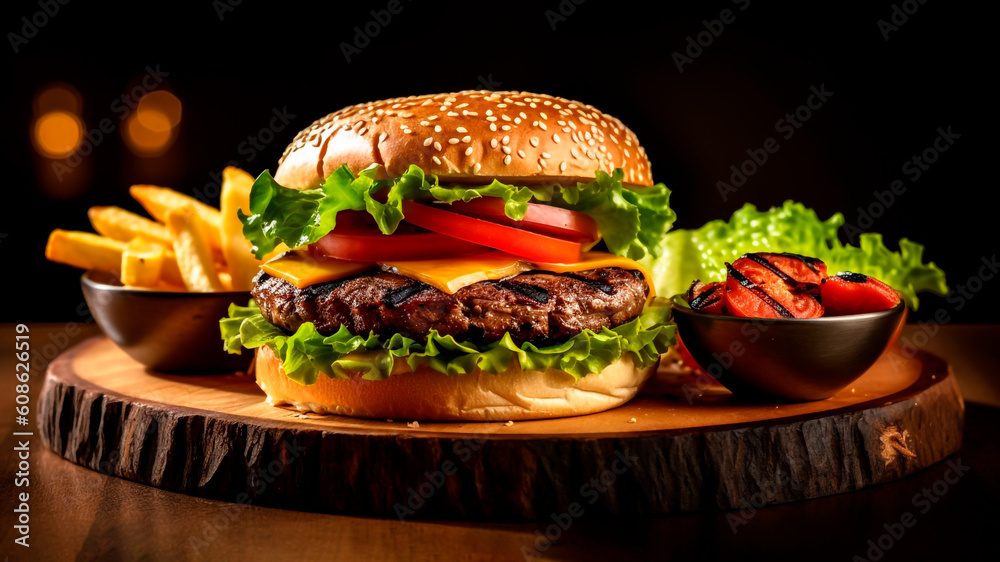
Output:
46,167,283,373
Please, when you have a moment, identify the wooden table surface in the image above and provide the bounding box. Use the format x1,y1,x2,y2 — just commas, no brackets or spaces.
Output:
2,323,998,561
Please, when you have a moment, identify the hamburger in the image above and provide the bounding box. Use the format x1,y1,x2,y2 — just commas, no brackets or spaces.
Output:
220,90,677,420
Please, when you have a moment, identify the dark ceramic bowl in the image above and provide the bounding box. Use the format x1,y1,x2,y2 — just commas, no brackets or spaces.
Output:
81,271,253,373
670,294,906,401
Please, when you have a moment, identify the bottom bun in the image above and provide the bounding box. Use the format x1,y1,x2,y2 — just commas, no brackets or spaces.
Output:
254,345,658,421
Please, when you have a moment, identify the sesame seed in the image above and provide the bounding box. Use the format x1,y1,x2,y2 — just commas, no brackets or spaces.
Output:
465,147,474,156
562,127,571,133
456,103,469,108
486,116,498,122
489,123,497,132
587,149,595,158
624,149,630,157
456,126,468,133
501,125,511,131
517,149,525,159
434,142,442,151
502,135,510,145
486,109,493,116
497,103,507,108
420,121,430,126
473,162,482,173
559,161,567,172
519,112,527,119
529,137,539,147
490,138,499,148
570,147,580,159
379,132,388,143
588,139,596,146
538,122,547,131
466,111,478,116
552,133,561,143
599,145,607,152
501,114,511,121
532,121,539,127
358,127,368,135
448,138,460,145
538,158,547,167
502,146,511,154
403,129,412,134
423,137,433,147
428,115,439,121
447,112,458,117
541,152,552,159
434,125,442,132
432,156,442,165
584,131,592,140
503,155,512,165
569,121,577,130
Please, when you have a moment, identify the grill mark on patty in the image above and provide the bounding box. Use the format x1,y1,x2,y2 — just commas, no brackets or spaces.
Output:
495,280,550,303
561,272,615,294
383,281,431,307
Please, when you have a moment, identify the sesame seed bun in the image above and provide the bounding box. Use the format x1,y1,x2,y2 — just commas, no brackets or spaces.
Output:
274,90,653,189
253,344,658,421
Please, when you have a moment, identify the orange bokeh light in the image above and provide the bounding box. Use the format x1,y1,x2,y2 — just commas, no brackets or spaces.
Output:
33,110,84,158
137,90,182,130
33,83,83,115
124,91,181,157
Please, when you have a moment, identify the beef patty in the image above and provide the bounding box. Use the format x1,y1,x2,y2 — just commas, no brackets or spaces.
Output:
251,267,649,346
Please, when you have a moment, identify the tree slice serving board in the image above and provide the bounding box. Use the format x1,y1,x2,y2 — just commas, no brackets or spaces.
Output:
38,337,964,520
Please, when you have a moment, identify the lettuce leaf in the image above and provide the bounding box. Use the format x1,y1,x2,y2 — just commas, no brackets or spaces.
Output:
644,200,948,309
239,164,675,260
220,299,675,385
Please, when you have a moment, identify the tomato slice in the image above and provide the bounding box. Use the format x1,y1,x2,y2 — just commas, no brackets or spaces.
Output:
730,257,824,318
400,200,583,263
685,280,725,314
312,229,487,262
724,262,795,318
820,272,901,315
444,199,600,242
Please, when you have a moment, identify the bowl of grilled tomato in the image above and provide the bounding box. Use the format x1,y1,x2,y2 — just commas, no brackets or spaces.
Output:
671,252,906,401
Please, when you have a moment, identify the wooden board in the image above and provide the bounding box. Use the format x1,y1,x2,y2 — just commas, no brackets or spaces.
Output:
38,337,964,520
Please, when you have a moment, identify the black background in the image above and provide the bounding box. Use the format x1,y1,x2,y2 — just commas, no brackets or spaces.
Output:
2,0,993,323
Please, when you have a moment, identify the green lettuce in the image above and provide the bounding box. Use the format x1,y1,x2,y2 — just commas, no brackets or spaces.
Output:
644,200,948,309
239,164,675,261
220,299,675,385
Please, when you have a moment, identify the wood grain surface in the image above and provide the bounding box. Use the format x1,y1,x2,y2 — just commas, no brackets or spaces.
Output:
36,336,964,519
3,324,998,561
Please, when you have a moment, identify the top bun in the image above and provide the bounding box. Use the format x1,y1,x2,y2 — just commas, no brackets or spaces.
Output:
274,90,653,189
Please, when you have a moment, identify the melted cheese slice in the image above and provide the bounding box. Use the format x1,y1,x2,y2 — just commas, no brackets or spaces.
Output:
262,250,654,296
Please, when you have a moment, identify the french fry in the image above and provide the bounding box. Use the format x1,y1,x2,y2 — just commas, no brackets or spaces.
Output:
120,238,166,288
88,206,173,248
166,206,224,292
161,250,186,287
219,166,262,291
45,230,126,273
130,185,223,250
218,271,234,291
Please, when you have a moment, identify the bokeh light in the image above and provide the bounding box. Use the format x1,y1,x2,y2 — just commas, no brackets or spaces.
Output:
123,91,182,157
33,110,84,158
33,82,83,115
